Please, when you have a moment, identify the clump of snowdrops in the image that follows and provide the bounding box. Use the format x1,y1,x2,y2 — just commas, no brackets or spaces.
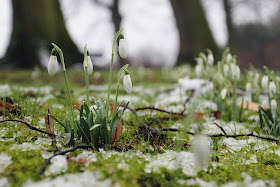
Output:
47,28,132,148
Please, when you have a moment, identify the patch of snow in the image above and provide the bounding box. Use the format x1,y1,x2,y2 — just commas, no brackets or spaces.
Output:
244,154,258,165
11,138,51,151
144,150,198,176
219,137,276,152
178,178,217,187
45,155,68,176
0,153,12,173
0,84,12,96
117,161,130,172
75,150,97,167
22,171,113,187
52,104,64,110
0,178,9,187
41,151,53,159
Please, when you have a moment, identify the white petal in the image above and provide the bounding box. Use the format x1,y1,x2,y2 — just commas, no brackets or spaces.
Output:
226,53,232,63
118,39,127,59
261,76,268,90
207,54,214,66
48,55,58,76
83,56,93,75
269,81,277,96
123,75,132,93
271,99,277,113
221,88,227,100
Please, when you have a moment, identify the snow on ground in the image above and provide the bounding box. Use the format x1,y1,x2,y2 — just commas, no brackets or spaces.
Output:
0,153,12,173
22,171,114,187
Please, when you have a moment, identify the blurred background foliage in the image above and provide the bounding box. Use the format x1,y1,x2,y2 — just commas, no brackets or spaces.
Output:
0,0,280,69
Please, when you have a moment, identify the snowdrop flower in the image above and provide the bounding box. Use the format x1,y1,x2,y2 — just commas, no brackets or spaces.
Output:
47,49,59,76
246,82,252,93
221,88,227,100
192,135,211,170
226,53,232,63
195,64,203,77
269,81,277,97
223,64,229,77
83,55,93,75
118,35,127,59
123,70,132,93
235,65,241,80
178,78,184,87
261,75,269,90
271,99,277,114
197,57,204,66
207,53,214,66
230,64,240,80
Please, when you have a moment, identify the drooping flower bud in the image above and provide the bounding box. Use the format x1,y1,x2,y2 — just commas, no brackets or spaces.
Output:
47,48,59,76
269,81,277,97
223,64,229,77
246,82,252,93
271,99,277,114
207,53,214,66
118,34,127,59
83,50,93,75
192,135,211,170
226,53,232,63
261,75,269,90
123,70,132,93
195,64,203,77
221,88,227,100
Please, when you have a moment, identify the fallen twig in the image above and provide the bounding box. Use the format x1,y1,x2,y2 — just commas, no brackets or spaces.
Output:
38,145,92,176
213,122,227,135
0,119,56,137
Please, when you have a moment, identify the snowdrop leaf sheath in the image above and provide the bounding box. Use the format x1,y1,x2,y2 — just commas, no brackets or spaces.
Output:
123,74,132,93
48,55,58,76
118,39,127,59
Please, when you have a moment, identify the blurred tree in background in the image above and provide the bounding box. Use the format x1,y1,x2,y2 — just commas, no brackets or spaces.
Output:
1,0,81,69
170,0,219,66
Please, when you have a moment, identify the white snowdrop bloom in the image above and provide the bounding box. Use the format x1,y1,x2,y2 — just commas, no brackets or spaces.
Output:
83,56,93,75
118,39,127,59
226,53,232,63
207,53,214,66
223,64,229,76
123,74,132,93
246,82,252,93
269,81,277,97
261,75,269,90
178,78,184,87
271,99,277,113
235,65,241,80
195,65,203,77
47,55,58,76
197,57,204,66
221,88,227,100
192,135,211,170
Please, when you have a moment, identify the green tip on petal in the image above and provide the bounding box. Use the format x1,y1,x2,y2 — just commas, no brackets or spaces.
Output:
125,69,129,75
51,48,57,56
120,33,124,39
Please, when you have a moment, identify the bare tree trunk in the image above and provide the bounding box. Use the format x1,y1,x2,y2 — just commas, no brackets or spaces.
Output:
1,0,82,69
170,0,219,66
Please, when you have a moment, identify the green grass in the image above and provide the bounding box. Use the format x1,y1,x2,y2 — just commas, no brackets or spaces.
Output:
0,67,279,186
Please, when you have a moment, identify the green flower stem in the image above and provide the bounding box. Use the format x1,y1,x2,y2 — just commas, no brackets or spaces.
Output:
106,28,124,118
112,64,129,117
52,43,77,139
84,45,90,106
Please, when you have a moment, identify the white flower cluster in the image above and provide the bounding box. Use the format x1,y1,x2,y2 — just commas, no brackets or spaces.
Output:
223,53,240,81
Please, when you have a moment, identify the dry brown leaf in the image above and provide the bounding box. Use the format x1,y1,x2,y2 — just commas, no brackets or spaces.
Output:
111,118,123,144
238,100,266,112
195,112,205,120
45,109,54,134
0,100,12,114
213,111,222,119
111,104,123,144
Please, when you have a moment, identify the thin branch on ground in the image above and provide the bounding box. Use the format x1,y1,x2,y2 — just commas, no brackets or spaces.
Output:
213,122,227,135
38,145,92,176
0,119,56,137
135,106,184,116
